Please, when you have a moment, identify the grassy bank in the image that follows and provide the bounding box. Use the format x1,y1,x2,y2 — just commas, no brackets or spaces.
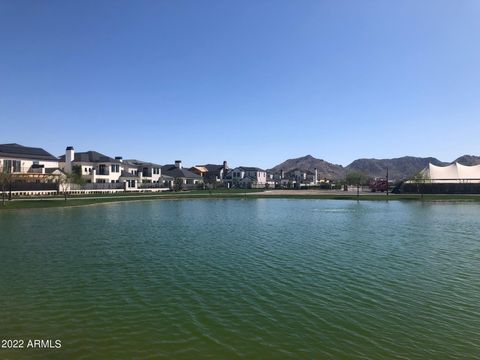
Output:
2,190,480,210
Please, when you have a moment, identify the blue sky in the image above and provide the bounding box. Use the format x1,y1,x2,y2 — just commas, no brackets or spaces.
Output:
1,0,479,168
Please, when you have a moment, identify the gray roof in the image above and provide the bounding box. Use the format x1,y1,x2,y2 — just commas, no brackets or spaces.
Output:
0,143,58,161
240,175,257,181
123,159,162,168
161,165,202,179
238,166,266,172
120,171,137,178
59,151,120,164
196,164,225,172
45,168,65,174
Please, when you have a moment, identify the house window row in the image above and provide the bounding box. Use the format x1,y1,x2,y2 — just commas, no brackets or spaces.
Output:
2,160,21,173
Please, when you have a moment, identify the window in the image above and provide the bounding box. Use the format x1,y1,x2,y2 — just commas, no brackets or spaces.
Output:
3,160,21,173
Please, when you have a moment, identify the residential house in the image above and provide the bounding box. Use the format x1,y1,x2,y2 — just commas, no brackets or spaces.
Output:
59,146,145,190
228,166,267,188
0,143,60,176
0,143,62,194
121,159,162,188
191,161,228,185
161,160,203,189
270,168,322,188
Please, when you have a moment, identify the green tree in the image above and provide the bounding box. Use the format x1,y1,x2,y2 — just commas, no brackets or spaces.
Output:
0,169,12,206
410,171,430,199
173,177,184,192
58,166,85,202
346,171,368,198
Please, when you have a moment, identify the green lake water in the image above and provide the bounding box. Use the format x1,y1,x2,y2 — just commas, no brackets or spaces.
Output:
1,199,479,359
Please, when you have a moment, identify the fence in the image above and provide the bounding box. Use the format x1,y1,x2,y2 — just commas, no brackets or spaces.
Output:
399,182,480,194
6,182,58,191
69,183,125,190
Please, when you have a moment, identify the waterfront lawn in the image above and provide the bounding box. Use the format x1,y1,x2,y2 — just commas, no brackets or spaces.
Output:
2,192,480,210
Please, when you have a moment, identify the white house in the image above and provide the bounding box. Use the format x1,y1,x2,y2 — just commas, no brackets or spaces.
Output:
0,143,62,195
59,146,126,185
58,146,164,191
121,159,162,186
0,143,60,176
229,166,267,188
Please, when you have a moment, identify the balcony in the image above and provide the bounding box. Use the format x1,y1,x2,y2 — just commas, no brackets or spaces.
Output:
96,166,110,176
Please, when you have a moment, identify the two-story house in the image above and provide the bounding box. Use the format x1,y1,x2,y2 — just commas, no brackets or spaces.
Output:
229,166,267,188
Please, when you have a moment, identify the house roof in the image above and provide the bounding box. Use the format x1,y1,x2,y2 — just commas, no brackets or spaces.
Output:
120,171,137,178
45,168,65,175
161,165,202,179
196,164,225,172
0,143,58,162
238,166,266,172
240,175,257,182
191,166,208,173
123,159,162,168
59,151,120,164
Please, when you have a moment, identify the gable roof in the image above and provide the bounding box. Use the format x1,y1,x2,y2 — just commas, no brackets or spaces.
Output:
0,143,58,162
59,151,120,164
191,166,209,173
238,166,266,172
120,171,137,178
45,168,65,175
161,166,202,179
196,164,225,172
123,159,162,168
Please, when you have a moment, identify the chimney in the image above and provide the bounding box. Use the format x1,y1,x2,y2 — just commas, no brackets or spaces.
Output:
175,160,182,169
115,156,123,163
314,168,318,185
65,146,74,174
223,160,228,171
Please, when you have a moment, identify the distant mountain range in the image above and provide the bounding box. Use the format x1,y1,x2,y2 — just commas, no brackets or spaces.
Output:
268,154,480,181
269,155,346,180
346,156,446,180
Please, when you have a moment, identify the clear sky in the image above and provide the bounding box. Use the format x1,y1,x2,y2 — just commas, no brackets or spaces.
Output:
1,0,479,168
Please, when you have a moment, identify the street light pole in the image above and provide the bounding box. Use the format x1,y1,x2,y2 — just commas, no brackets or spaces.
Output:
386,166,389,198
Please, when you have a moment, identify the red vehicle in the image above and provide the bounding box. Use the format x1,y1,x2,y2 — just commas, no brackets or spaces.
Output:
370,178,388,192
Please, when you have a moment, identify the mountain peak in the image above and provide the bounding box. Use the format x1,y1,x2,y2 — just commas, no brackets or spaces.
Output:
454,155,480,166
269,155,345,179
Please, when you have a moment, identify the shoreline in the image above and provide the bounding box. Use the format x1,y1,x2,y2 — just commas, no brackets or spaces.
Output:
2,190,480,211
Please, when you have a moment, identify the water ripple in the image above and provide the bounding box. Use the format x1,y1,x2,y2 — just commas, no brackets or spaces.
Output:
1,199,480,359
